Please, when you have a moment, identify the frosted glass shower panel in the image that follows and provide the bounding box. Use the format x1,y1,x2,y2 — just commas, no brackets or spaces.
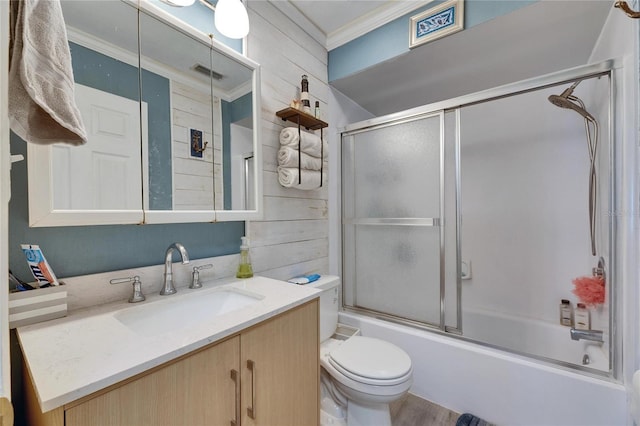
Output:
354,225,441,324
353,116,441,218
342,111,445,328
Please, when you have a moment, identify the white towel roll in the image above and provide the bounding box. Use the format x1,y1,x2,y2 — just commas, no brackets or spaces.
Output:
278,166,327,190
279,127,328,159
278,146,328,170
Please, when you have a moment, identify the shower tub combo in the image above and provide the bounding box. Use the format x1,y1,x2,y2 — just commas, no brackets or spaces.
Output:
339,310,625,426
339,60,627,425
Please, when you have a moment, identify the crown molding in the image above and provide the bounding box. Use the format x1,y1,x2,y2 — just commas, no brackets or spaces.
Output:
326,0,433,51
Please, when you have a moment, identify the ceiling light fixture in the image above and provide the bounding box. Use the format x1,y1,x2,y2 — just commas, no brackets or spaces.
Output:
158,0,250,39
214,0,250,39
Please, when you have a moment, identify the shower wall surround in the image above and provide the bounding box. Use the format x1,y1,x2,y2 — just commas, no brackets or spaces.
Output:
459,76,610,327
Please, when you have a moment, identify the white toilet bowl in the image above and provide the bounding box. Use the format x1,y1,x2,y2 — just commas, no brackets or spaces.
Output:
301,276,413,426
321,336,413,426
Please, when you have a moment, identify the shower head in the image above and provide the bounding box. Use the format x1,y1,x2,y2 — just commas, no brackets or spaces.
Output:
548,80,595,121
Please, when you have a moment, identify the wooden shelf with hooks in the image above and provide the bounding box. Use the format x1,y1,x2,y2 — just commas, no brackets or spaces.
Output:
276,107,328,130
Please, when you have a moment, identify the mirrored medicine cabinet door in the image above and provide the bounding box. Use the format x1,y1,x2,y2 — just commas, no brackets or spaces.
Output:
27,0,262,227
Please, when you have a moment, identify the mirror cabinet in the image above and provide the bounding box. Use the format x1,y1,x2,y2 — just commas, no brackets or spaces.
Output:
27,0,262,227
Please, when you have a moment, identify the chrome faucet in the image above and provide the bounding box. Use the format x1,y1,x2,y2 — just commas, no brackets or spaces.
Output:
570,328,603,343
160,243,190,295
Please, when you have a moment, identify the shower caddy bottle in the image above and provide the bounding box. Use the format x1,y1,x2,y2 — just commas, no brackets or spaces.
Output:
236,236,254,278
574,303,590,330
559,299,573,326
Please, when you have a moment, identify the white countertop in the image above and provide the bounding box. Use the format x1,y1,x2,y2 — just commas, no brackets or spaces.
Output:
17,276,319,413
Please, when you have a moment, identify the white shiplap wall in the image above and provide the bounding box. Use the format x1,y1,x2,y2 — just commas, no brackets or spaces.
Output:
245,2,329,281
171,80,224,210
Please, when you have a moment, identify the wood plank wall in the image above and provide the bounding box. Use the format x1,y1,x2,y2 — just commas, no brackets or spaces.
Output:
171,81,223,210
245,2,330,281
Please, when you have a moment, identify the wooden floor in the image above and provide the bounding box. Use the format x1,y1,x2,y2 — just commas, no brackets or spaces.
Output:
390,393,460,426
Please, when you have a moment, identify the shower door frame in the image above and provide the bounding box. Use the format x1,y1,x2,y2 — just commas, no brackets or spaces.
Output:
341,59,619,378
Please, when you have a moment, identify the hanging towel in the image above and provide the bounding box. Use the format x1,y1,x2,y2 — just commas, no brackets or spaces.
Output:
279,127,328,159
9,0,87,145
278,166,327,190
278,146,327,170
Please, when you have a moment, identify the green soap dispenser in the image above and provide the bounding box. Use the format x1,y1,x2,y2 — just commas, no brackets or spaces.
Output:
236,236,254,278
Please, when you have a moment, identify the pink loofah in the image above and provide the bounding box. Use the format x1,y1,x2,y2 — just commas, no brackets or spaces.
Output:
572,275,605,306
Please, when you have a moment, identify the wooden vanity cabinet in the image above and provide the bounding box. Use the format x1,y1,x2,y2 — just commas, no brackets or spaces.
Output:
241,299,319,426
25,300,319,426
65,336,240,426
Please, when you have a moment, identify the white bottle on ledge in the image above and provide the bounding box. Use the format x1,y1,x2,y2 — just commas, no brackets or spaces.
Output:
574,303,590,330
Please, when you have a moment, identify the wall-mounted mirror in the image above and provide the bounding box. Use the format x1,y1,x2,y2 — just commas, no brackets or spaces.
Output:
27,0,262,227
138,3,261,224
27,0,143,226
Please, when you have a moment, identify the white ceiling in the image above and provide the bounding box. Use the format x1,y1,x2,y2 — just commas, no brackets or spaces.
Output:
291,0,392,35
323,0,614,116
273,0,430,50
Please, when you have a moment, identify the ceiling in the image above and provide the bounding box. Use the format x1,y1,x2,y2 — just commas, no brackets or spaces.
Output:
287,1,428,49
277,0,614,117
290,0,395,36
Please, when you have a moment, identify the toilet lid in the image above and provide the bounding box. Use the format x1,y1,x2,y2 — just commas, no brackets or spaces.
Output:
328,336,412,381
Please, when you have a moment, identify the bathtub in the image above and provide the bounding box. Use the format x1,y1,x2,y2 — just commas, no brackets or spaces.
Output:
339,311,627,426
462,307,609,372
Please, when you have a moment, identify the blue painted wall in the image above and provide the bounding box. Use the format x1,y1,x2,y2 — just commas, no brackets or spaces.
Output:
9,133,244,281
328,0,536,82
141,69,173,210
9,43,243,283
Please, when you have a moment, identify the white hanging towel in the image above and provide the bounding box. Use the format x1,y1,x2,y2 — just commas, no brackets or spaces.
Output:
9,0,87,145
278,146,328,170
279,127,328,159
278,166,327,190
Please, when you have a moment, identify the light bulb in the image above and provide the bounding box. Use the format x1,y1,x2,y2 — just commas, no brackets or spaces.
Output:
215,0,249,39
159,0,196,6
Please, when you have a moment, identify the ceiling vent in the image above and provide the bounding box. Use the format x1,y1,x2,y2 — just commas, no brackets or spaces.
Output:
192,64,224,80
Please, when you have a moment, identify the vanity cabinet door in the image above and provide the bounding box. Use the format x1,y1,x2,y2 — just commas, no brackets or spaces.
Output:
64,335,239,426
240,300,319,426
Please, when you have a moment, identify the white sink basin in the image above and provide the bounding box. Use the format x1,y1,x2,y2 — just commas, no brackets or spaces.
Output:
114,286,263,336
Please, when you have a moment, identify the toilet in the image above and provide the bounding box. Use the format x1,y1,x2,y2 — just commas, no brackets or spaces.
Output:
303,275,413,426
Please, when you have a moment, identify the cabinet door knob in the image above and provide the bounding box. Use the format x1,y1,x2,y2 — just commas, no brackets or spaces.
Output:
246,359,256,419
230,369,240,426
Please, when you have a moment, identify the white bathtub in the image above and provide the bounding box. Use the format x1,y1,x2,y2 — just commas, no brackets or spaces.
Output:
339,311,627,426
462,308,609,372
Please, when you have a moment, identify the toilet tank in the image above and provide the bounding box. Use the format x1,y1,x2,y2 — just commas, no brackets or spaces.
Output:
301,275,340,341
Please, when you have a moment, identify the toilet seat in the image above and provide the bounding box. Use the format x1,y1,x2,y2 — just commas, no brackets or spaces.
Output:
328,336,412,386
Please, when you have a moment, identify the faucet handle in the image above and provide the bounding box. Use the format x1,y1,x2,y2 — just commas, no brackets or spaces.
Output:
110,276,146,303
190,264,213,289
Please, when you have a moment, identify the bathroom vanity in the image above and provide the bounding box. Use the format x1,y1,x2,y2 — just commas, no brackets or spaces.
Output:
19,277,319,426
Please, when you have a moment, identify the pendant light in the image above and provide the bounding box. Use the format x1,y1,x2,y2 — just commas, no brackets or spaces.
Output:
214,0,250,39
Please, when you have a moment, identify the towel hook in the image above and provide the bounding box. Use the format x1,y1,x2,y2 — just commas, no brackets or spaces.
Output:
615,1,640,18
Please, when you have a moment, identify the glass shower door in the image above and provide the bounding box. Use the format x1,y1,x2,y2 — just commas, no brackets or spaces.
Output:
342,112,447,328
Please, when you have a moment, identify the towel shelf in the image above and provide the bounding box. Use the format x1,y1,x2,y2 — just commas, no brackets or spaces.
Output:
276,107,328,130
276,107,328,187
